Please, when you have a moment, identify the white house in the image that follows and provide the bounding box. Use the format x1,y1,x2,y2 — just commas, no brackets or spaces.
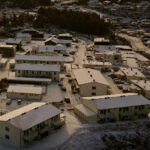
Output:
72,68,110,97
7,84,43,100
0,102,62,147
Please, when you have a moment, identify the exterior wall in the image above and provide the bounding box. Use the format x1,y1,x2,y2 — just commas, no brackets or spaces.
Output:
15,70,59,81
74,107,97,123
7,92,42,100
0,122,21,147
80,82,108,97
0,115,63,147
22,115,62,147
0,47,16,58
83,99,98,113
97,105,150,122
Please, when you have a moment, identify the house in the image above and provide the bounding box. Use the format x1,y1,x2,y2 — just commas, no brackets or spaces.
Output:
22,29,44,39
83,60,112,71
120,67,146,80
0,102,62,147
38,45,67,55
45,36,72,47
7,84,43,100
6,38,22,50
58,33,73,40
15,55,66,71
131,80,150,99
0,45,16,58
77,93,150,123
16,33,31,43
15,64,60,81
0,58,7,69
94,38,110,45
9,59,15,70
72,68,109,97
95,51,122,65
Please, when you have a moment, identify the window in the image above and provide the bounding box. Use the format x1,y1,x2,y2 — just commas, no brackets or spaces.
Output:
5,135,9,140
92,86,96,90
92,92,96,96
5,127,9,132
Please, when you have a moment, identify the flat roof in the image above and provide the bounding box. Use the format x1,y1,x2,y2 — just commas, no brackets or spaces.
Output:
0,102,61,130
74,104,96,117
0,45,15,48
73,68,109,86
90,94,150,110
6,38,22,44
120,67,145,78
15,55,65,62
131,80,150,91
15,64,60,72
7,84,42,95
39,45,67,53
94,45,116,52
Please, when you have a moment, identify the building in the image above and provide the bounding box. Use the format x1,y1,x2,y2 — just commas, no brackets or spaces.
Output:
72,68,109,97
95,51,122,65
0,102,62,147
120,67,146,80
22,29,44,39
74,104,97,123
38,45,67,55
0,45,16,58
94,38,110,45
15,55,66,71
83,60,112,71
45,36,72,47
15,64,60,81
7,84,43,100
131,80,150,99
16,33,31,43
79,93,150,122
0,58,7,69
6,38,22,50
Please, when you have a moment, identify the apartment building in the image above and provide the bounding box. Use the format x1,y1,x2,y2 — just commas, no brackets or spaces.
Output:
15,55,66,71
0,102,62,147
7,84,43,100
74,93,150,123
0,45,16,58
72,68,109,97
83,93,150,122
15,64,60,81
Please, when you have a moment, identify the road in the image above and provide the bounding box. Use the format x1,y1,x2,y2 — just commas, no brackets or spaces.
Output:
74,40,87,68
118,33,150,53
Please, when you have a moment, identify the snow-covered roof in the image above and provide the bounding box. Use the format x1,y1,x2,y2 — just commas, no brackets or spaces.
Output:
15,55,65,62
131,80,150,91
94,45,116,52
15,64,60,72
6,38,22,45
120,67,145,78
7,84,42,95
0,102,61,130
73,68,109,86
74,104,96,117
91,94,150,110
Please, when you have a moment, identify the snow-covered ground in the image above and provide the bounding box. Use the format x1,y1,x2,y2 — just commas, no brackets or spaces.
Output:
58,120,150,150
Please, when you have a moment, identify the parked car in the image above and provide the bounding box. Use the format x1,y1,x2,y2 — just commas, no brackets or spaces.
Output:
61,86,66,91
64,97,70,103
6,99,12,105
